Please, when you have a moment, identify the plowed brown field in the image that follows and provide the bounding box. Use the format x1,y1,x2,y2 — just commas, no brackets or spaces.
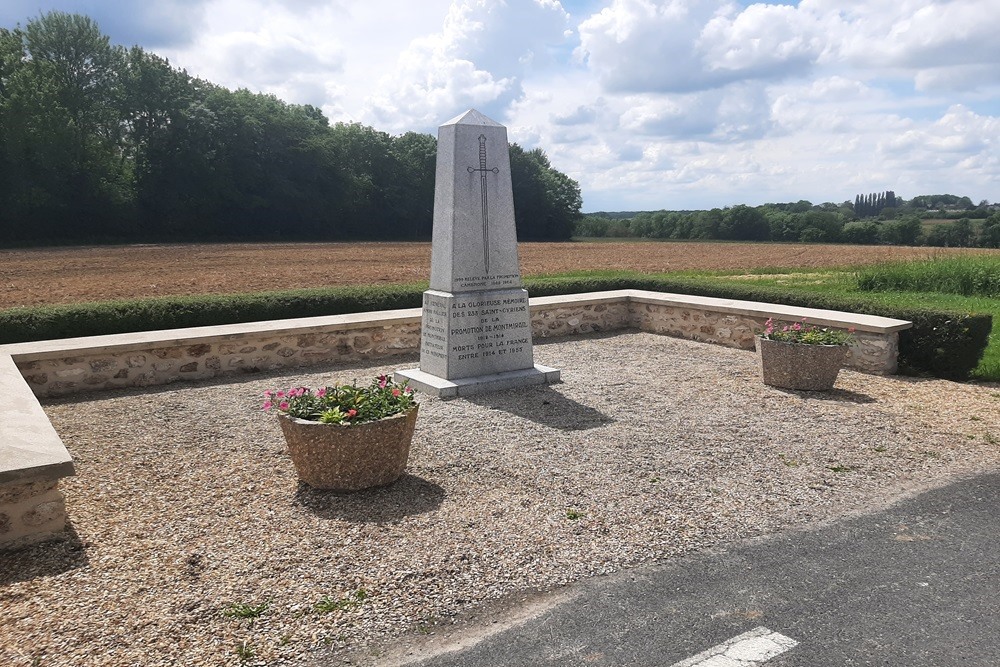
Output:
1,241,993,309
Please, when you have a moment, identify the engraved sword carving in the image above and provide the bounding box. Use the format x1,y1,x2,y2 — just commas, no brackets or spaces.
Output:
467,134,499,274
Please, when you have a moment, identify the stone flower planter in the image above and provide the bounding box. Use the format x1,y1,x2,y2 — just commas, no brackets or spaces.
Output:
277,406,418,491
755,336,848,391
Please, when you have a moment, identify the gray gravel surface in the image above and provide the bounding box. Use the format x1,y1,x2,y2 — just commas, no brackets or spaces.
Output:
2,332,999,666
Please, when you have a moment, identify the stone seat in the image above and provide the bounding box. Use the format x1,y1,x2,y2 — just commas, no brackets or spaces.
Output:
0,353,74,550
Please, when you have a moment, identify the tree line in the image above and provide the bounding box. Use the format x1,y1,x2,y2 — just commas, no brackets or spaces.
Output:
0,12,582,246
579,197,1000,248
575,190,1000,248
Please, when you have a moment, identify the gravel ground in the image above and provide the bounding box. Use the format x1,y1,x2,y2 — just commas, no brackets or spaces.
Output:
3,332,999,667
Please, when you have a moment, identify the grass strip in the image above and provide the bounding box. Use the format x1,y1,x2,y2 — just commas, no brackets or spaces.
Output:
857,255,1000,297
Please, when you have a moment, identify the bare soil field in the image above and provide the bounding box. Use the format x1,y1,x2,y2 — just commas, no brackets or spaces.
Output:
0,241,991,309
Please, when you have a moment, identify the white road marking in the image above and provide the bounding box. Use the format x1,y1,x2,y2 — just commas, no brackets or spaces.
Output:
669,626,798,667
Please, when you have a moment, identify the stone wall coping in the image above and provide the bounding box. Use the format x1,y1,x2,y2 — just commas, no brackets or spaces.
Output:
0,308,424,362
0,354,75,485
622,290,913,333
528,291,635,309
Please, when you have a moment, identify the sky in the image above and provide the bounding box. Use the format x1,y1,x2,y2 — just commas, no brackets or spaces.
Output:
3,0,1000,212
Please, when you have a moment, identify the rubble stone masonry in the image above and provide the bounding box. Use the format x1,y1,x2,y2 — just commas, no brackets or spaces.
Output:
0,479,66,550
7,292,905,398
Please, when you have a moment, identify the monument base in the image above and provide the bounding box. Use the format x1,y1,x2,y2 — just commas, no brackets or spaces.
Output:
394,365,560,399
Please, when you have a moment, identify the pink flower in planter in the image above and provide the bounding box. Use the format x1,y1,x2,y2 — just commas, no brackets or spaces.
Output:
256,376,416,423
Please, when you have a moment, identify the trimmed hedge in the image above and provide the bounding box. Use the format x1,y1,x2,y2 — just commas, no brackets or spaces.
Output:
0,276,991,380
0,284,426,344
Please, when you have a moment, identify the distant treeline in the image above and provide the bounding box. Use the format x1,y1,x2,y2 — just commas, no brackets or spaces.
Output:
580,196,1000,248
0,12,582,246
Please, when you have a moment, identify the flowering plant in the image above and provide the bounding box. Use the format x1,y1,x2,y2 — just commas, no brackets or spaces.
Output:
759,318,855,346
262,375,416,425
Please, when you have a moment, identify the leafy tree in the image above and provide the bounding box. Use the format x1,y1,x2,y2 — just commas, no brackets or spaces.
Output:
388,131,437,238
841,220,880,244
853,190,896,219
509,144,581,240
691,209,723,239
979,214,1000,248
925,226,955,247
876,216,922,245
575,215,611,238
909,194,973,210
1,11,583,244
799,211,844,242
763,209,799,241
1,12,132,239
719,204,769,241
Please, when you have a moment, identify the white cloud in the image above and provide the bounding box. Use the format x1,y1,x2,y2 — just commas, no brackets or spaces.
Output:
852,0,1000,69
914,64,1000,93
576,0,827,94
698,3,824,78
879,105,998,159
362,0,573,132
576,0,729,93
5,0,1000,209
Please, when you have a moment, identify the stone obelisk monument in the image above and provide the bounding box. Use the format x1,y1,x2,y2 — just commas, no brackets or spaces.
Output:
395,109,560,397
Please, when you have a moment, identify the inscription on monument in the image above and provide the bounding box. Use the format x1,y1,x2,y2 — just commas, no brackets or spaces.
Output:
447,294,530,361
453,272,521,291
418,290,533,378
419,293,449,361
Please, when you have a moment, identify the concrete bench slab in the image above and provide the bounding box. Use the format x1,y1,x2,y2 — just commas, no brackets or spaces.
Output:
0,354,74,550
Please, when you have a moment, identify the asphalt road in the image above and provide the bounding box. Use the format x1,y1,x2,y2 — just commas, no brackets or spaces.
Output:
386,472,1000,666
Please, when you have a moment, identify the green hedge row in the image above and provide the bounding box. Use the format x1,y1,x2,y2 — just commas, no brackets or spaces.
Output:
0,284,426,344
0,276,991,380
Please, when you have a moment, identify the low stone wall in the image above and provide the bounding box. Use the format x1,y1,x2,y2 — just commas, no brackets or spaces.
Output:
16,321,423,398
0,290,912,550
531,298,631,339
2,290,910,398
631,301,901,375
0,480,66,550
0,354,75,550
